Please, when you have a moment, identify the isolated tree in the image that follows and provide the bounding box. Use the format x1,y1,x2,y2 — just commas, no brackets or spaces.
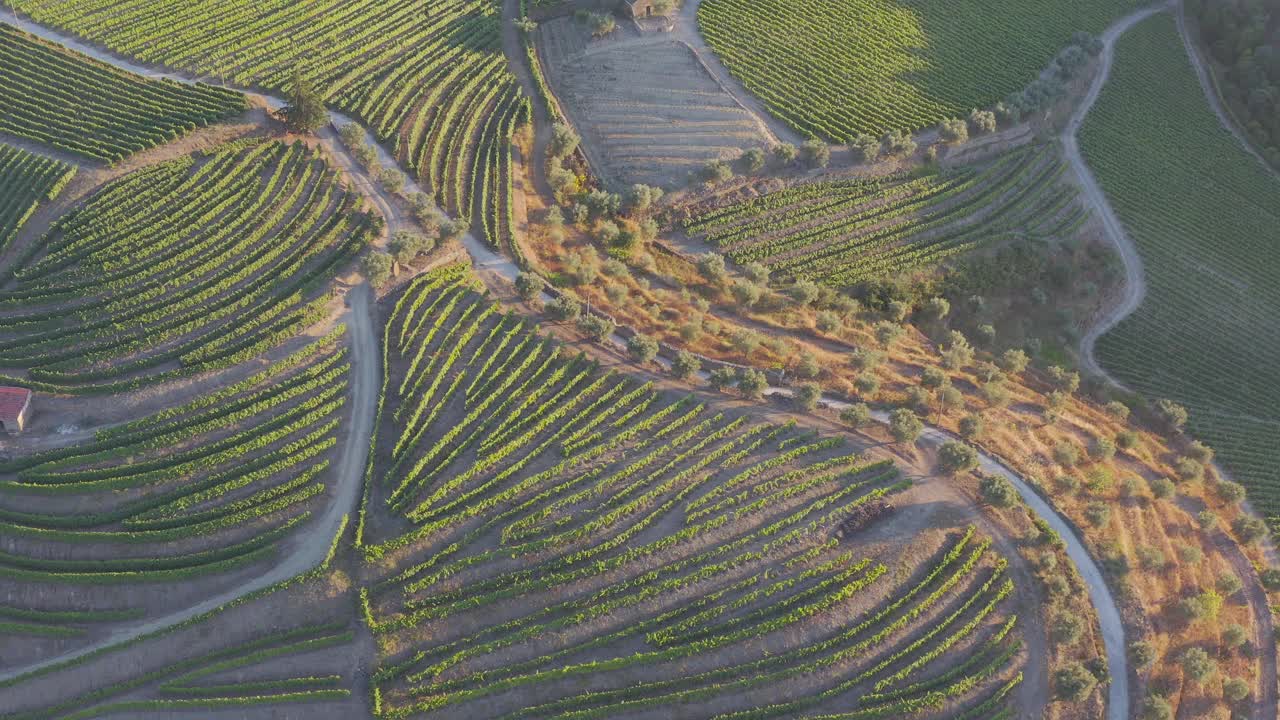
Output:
700,159,734,184
1154,398,1189,432
1215,480,1246,504
741,261,770,285
850,133,880,162
361,250,394,287
388,231,433,265
739,147,766,173
671,350,701,380
1222,623,1249,650
1179,647,1216,685
730,280,763,308
1129,640,1156,669
281,69,327,134
841,403,872,428
874,321,904,348
773,142,798,165
1223,677,1250,703
940,331,974,370
549,123,580,158
881,129,917,157
999,348,1030,373
1054,662,1096,702
736,369,768,399
1084,501,1111,527
1051,610,1084,645
849,348,884,372
959,413,984,440
921,366,949,391
1115,430,1139,450
709,367,737,391
1140,694,1172,720
545,294,582,321
729,328,763,357
889,408,923,445
1216,572,1243,597
578,314,616,342
1149,476,1175,499
514,272,544,301
968,108,997,135
1233,516,1268,544
697,253,728,284
938,117,969,144
800,138,830,168
938,441,978,474
854,374,880,400
626,333,659,363
1088,436,1116,462
939,386,964,415
626,184,664,214
794,382,821,411
789,279,820,306
979,474,1016,507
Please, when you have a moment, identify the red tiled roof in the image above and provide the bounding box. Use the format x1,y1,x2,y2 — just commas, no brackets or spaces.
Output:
0,387,31,422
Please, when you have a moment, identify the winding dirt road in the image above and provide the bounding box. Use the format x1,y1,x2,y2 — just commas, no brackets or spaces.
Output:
1066,4,1167,388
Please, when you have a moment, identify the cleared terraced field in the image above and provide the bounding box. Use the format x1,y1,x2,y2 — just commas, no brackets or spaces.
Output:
0,144,76,254
0,24,244,163
6,0,525,246
0,338,345,670
538,19,767,189
0,139,370,392
696,0,1143,141
683,143,1083,287
357,265,1027,719
1079,14,1280,531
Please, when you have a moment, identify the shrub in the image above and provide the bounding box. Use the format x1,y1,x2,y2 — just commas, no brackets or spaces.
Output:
940,330,974,369
514,272,544,301
699,159,734,185
800,138,830,168
794,352,821,380
1051,610,1084,645
815,310,841,333
1185,440,1214,464
1223,677,1250,702
1222,623,1249,650
881,129,917,157
708,367,737,391
1177,543,1202,565
1154,398,1189,431
854,374,880,399
1088,436,1116,461
1084,501,1111,527
889,408,923,444
794,382,821,410
874,321,904,347
1179,590,1224,624
738,147,766,173
626,334,659,363
1149,476,1175,499
1174,457,1204,482
959,414,984,439
549,122,580,158
939,117,969,143
362,251,394,287
546,294,582,321
1136,545,1166,571
1140,694,1172,720
938,442,978,474
969,108,997,134
1233,516,1268,544
1261,567,1280,591
1115,430,1139,450
388,230,433,264
999,348,1030,373
1215,480,1246,504
1105,400,1131,420
729,328,763,356
939,387,964,414
850,348,884,371
773,143,798,164
1215,572,1243,597
1179,647,1216,684
730,280,763,308
850,133,880,162
979,474,1017,507
577,314,616,342
1054,662,1096,701
840,403,872,427
736,369,768,399
697,253,728,283
921,366,949,390
1129,640,1156,669
1053,442,1080,468
671,350,701,380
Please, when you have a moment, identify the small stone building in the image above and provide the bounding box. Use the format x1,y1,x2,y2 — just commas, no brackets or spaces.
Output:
0,387,31,434
621,0,660,18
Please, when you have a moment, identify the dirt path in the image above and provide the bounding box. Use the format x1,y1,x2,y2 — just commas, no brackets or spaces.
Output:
1175,2,1280,184
501,0,554,201
1065,4,1168,388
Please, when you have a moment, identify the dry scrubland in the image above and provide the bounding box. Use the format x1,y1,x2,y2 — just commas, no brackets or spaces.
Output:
537,18,767,189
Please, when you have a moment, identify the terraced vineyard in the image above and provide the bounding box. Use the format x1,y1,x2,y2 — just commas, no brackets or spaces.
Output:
696,0,1142,141
537,20,768,189
0,139,371,393
1079,14,1280,530
0,338,345,669
0,144,76,253
683,143,1084,287
0,24,244,163
357,265,1026,719
7,0,527,247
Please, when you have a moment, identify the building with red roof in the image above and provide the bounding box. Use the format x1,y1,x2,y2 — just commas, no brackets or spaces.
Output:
0,387,32,434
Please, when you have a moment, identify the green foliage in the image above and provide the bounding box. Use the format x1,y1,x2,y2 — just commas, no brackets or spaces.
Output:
937,442,978,474
1054,661,1096,702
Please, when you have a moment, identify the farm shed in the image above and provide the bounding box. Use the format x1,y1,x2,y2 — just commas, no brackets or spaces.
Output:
0,387,32,434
